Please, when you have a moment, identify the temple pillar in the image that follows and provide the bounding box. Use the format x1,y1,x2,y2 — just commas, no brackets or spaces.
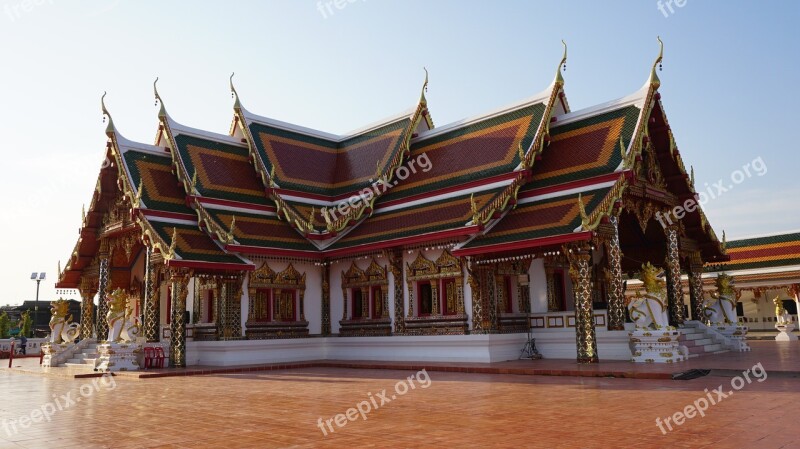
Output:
689,252,705,321
664,225,685,326
321,264,331,335
517,274,531,314
341,287,349,320
143,247,161,342
96,240,110,341
486,266,498,332
169,270,189,367
361,287,369,318
389,251,405,333
467,262,484,333
567,243,598,363
606,215,625,330
79,277,96,339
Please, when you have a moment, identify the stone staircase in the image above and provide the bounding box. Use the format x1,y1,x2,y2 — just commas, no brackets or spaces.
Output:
679,322,729,358
63,341,100,370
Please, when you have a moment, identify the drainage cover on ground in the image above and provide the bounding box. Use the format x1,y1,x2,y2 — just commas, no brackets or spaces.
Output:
671,369,711,380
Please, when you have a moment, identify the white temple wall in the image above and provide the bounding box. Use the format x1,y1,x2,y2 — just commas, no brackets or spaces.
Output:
329,260,347,334
529,258,548,313
462,264,473,330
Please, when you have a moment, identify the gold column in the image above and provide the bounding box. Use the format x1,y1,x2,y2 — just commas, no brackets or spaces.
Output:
495,274,505,316
406,278,415,318
689,252,704,321
664,225,685,326
389,251,405,333
606,215,625,330
321,264,331,335
430,280,439,316
79,277,96,340
467,265,484,332
567,243,598,364
169,270,189,368
299,289,306,321
456,276,465,315
96,240,110,341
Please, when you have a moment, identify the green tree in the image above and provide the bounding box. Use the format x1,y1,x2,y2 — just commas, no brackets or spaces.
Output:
19,311,32,338
0,312,9,338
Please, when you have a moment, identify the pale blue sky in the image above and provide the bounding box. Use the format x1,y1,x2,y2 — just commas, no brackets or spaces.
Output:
1,0,797,305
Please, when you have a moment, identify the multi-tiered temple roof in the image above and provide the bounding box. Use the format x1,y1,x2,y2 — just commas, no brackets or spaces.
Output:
57,40,728,288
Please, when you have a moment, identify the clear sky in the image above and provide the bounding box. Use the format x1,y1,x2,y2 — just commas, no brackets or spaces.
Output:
1,0,798,306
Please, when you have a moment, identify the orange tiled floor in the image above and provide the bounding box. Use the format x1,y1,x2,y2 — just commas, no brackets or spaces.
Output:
2,359,800,448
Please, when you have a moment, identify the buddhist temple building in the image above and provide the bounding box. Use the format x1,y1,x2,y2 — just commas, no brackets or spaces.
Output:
56,40,734,367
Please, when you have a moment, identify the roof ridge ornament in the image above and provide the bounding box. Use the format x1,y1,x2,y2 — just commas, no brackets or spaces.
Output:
555,40,567,86
578,193,589,229
649,36,664,89
153,77,167,118
230,72,242,109
101,91,115,134
420,67,429,102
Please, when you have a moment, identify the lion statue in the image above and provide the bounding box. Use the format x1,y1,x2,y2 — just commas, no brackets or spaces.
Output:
49,298,81,344
774,296,790,325
105,288,141,343
704,273,737,325
626,262,670,329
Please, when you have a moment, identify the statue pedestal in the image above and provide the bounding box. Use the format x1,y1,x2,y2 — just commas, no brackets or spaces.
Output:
712,324,751,351
41,343,71,368
775,323,797,341
96,342,142,372
629,329,687,363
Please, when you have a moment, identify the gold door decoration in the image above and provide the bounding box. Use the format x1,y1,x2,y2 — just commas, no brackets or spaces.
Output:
496,260,532,315
247,262,307,323
405,251,465,317
341,259,389,320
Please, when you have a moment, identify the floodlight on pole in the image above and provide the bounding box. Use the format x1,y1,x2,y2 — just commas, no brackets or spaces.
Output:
30,272,45,337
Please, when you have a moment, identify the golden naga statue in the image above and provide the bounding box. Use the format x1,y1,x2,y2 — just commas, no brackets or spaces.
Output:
105,288,141,343
627,263,669,329
705,273,737,325
49,298,81,344
774,296,789,325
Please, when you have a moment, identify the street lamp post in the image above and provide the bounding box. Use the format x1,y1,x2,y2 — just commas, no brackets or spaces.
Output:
30,272,46,337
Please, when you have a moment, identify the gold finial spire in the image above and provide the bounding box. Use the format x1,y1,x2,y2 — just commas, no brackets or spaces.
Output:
517,142,525,165
722,230,727,250
101,91,115,134
269,164,277,188
555,40,567,86
577,193,589,228
649,36,664,89
58,260,61,276
690,165,695,187
81,204,86,224
619,135,627,161
374,160,382,180
191,168,198,193
153,77,167,118
229,72,241,109
420,67,429,103
470,193,480,224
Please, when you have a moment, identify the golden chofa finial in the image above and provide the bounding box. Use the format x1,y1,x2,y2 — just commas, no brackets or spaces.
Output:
722,230,727,250
101,91,115,134
690,165,695,187
153,77,167,118
555,40,567,86
420,67,429,103
650,36,664,89
230,72,241,108
517,142,525,164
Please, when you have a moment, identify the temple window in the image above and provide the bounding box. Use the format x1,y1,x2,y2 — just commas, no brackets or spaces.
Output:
418,282,433,316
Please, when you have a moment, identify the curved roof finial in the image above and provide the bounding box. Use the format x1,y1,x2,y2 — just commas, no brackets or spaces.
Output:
554,40,567,86
230,72,242,109
153,77,167,118
101,91,115,134
420,67,429,103
649,36,664,89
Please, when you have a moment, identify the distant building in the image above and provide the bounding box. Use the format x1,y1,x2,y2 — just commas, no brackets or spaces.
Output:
0,300,82,336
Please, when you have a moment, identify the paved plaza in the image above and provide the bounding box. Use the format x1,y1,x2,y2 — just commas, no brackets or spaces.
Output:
2,343,800,448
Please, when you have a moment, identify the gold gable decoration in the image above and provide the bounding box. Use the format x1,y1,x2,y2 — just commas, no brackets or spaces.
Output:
341,259,388,288
249,262,306,290
406,250,463,281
